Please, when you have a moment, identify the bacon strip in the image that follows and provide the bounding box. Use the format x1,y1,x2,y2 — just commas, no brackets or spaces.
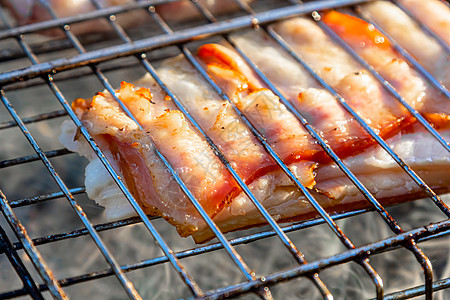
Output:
322,10,450,129
229,30,395,159
398,0,450,46
154,57,316,188
272,17,418,141
359,0,449,85
197,38,416,166
198,44,322,171
72,83,239,236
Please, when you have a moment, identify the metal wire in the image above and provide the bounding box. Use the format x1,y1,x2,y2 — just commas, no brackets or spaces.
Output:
186,0,387,297
381,277,450,300
38,1,296,298
192,219,450,300
1,3,191,299
0,148,71,168
0,0,177,40
0,109,67,129
28,3,208,298
141,5,334,299
0,0,449,299
191,1,447,297
314,17,449,209
0,0,371,86
267,18,438,300
393,0,450,53
3,211,450,299
355,7,450,99
0,187,68,299
1,87,144,299
8,187,86,208
0,226,43,300
316,17,450,153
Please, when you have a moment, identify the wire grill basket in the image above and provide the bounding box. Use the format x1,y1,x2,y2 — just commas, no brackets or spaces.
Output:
0,0,449,299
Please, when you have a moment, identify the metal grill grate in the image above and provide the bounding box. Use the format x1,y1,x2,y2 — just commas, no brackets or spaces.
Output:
0,0,449,299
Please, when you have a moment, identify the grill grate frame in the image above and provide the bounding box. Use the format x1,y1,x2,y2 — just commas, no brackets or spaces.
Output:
0,0,449,299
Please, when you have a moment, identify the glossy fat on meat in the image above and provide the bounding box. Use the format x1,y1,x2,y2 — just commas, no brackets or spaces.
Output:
64,83,240,237
321,10,450,129
61,58,318,238
201,34,414,160
196,44,322,165
61,70,450,244
153,56,317,195
272,18,408,116
152,57,319,189
229,30,385,158
191,22,450,241
59,12,450,243
315,128,450,204
359,1,450,86
194,128,450,243
236,89,322,164
398,0,450,46
197,44,323,165
272,18,404,111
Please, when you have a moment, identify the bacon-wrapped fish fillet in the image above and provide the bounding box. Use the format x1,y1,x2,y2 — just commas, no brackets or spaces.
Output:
61,9,450,243
61,57,319,242
192,20,450,241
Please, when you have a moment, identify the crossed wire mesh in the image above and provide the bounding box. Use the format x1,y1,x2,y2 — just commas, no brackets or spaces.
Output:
0,0,449,299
